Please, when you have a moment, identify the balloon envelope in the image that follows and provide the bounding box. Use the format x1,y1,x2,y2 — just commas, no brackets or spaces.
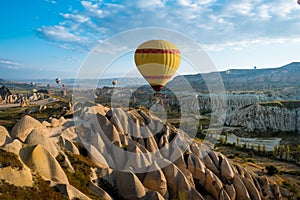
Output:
134,40,181,92
55,78,61,84
112,80,117,86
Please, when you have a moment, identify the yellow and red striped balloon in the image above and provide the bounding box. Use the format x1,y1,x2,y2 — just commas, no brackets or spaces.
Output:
134,40,181,92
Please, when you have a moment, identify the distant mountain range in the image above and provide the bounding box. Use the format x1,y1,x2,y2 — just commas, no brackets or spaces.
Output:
1,62,299,91
167,62,300,92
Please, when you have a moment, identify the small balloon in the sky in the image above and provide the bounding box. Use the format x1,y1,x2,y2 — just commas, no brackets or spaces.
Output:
55,78,61,84
112,80,117,86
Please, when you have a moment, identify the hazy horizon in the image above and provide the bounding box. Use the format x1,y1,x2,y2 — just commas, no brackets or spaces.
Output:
1,1,300,80
1,61,298,82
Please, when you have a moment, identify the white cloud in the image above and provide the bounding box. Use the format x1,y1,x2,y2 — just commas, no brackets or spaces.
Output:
37,25,87,43
37,0,300,52
45,0,56,4
177,0,215,7
60,13,90,23
0,59,21,66
203,37,300,52
0,59,22,69
137,0,165,8
81,1,109,18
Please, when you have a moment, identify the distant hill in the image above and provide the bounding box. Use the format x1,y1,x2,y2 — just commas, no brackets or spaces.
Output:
167,62,300,92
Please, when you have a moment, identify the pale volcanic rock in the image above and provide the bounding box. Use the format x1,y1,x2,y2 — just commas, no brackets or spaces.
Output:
233,175,251,200
204,154,220,177
115,171,146,200
58,136,80,155
88,181,113,200
25,127,58,157
50,118,60,128
10,115,43,142
204,168,224,200
0,125,11,147
224,184,236,200
0,166,33,187
20,144,69,184
96,113,121,145
55,183,92,200
220,157,235,181
2,139,23,155
142,167,168,197
141,190,165,200
242,177,261,200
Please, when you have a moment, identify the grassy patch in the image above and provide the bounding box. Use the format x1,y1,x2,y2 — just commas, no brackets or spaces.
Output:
59,151,122,200
0,176,67,200
0,149,23,170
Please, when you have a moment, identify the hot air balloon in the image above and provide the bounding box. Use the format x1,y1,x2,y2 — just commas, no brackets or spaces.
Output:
112,80,117,86
134,40,181,92
55,78,61,84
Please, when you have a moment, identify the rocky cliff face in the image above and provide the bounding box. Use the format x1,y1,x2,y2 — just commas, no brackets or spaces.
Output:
225,103,300,132
174,93,300,132
0,104,289,199
0,86,12,100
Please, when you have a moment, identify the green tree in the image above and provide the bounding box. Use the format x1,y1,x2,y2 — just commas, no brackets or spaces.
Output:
280,144,285,160
263,145,267,156
285,145,290,160
298,145,300,163
257,144,262,154
225,132,228,144
273,145,278,158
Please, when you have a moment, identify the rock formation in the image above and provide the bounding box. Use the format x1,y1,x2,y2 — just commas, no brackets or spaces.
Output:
0,104,290,199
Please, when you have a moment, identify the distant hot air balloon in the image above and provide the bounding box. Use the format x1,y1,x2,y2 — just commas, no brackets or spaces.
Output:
112,80,117,86
55,78,61,84
134,40,181,92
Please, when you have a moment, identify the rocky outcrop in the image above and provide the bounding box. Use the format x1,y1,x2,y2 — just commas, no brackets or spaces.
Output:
0,104,288,199
10,115,43,142
0,126,11,147
225,103,300,132
20,144,69,184
0,166,33,187
0,86,12,100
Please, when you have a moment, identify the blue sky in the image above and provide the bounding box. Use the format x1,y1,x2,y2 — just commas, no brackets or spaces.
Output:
1,0,300,80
